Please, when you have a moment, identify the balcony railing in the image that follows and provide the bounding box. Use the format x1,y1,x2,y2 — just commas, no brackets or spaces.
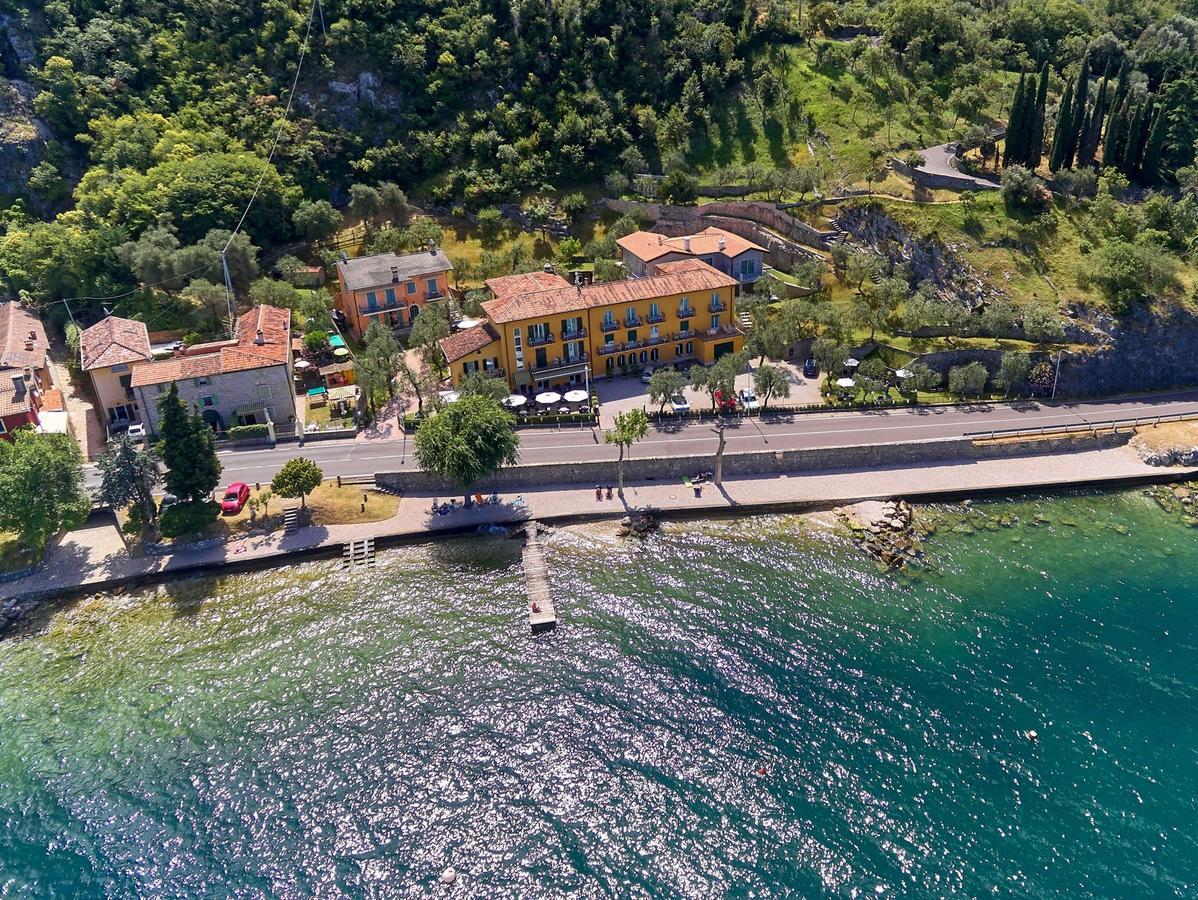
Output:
646,312,666,324
561,326,587,340
527,331,555,347
695,324,744,340
597,334,671,357
623,315,643,328
600,320,619,333
678,306,696,319
530,352,589,374
480,366,506,378
360,297,404,315
709,299,727,313
673,329,696,341
425,290,445,300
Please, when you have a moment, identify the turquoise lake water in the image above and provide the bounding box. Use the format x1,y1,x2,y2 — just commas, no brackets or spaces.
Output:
1,488,1196,897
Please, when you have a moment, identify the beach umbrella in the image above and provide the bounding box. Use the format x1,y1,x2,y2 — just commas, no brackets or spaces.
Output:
502,394,527,408
563,389,589,403
535,391,562,405
844,357,860,368
895,368,913,379
294,359,312,370
835,377,856,388
333,347,350,358
438,390,461,404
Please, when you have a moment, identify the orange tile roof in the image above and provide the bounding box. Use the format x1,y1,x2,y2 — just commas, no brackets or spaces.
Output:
131,305,291,387
616,226,763,263
41,388,64,411
485,270,571,300
0,302,48,371
80,315,152,371
480,259,738,324
439,323,500,363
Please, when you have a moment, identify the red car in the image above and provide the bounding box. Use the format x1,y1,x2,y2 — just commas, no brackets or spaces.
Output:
713,389,738,414
221,482,250,515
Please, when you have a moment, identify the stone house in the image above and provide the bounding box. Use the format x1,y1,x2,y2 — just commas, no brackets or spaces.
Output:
80,315,154,430
130,305,296,436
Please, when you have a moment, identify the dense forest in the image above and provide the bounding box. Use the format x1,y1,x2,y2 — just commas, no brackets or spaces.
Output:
0,0,1197,328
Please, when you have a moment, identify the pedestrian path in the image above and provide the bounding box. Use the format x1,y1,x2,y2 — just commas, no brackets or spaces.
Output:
2,446,1191,607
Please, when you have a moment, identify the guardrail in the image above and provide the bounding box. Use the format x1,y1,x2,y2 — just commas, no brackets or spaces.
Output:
967,411,1198,442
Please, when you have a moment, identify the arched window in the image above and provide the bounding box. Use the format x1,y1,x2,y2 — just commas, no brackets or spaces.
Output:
409,304,421,322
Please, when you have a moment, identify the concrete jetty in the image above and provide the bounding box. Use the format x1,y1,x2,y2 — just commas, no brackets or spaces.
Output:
522,522,557,633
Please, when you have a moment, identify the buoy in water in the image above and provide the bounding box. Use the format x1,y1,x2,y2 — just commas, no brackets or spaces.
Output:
1025,729,1038,742
441,867,457,885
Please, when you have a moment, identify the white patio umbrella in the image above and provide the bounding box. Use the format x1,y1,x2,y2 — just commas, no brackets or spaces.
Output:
563,389,589,403
438,390,461,404
894,368,914,379
333,347,350,358
294,359,312,370
502,394,527,408
535,391,562,405
844,357,860,368
835,377,856,388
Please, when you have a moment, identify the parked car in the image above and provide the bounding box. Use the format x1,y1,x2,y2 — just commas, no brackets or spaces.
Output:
739,388,760,411
158,493,179,513
640,366,654,384
220,482,251,515
126,423,146,443
713,389,738,413
803,357,819,378
670,394,690,414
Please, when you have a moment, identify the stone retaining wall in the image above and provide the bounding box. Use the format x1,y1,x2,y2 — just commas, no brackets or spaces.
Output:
601,198,834,250
377,432,1131,494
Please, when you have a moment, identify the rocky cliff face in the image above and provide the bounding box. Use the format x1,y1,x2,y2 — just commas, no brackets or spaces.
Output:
0,77,48,197
833,203,1006,310
1057,305,1198,398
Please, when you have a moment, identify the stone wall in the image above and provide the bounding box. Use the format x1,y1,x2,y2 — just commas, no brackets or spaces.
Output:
377,431,1130,494
601,198,834,250
891,156,1000,192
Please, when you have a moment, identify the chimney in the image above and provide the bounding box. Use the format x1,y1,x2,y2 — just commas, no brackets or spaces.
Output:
390,265,399,283
683,236,691,252
255,328,265,345
718,235,726,251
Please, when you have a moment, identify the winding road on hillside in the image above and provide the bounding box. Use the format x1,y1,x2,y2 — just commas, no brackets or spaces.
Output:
162,389,1198,488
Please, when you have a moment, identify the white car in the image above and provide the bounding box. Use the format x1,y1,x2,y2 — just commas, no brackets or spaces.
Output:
739,389,760,411
670,394,690,414
125,423,146,443
640,366,654,384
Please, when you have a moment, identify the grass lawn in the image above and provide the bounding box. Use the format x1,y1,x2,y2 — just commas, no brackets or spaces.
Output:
0,532,39,574
305,400,355,430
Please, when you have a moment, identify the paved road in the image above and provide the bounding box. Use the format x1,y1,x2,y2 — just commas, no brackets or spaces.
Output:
131,389,1198,488
916,143,1000,190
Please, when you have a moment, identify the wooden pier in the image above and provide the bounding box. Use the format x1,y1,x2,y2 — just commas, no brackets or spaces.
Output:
522,522,557,633
342,537,376,570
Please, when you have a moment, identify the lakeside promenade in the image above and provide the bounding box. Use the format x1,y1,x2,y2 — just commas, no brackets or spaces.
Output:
5,443,1193,613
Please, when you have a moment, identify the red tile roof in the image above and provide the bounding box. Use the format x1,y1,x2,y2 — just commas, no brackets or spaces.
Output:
0,302,48,371
0,373,38,418
439,322,500,363
131,306,292,387
81,316,152,371
40,388,65,411
616,226,763,263
480,259,738,324
485,270,571,300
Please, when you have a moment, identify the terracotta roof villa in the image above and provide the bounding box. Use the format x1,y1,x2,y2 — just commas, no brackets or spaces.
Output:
440,259,746,392
0,302,49,372
130,305,291,387
617,226,766,286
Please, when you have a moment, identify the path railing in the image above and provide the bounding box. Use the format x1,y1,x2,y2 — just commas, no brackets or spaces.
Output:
967,411,1198,442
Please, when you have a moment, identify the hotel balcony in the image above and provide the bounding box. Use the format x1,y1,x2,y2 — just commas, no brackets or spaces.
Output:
530,353,589,375
695,324,744,341
480,366,506,378
597,334,671,356
708,299,727,313
622,316,643,328
677,306,697,319
646,312,667,324
561,327,587,340
527,331,555,347
600,320,619,333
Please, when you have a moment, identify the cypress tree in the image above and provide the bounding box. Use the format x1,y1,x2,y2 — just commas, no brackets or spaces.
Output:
1103,98,1128,170
1141,105,1167,184
1048,79,1074,172
1029,63,1050,170
1122,98,1146,177
1078,72,1108,168
1004,74,1028,168
1063,58,1089,169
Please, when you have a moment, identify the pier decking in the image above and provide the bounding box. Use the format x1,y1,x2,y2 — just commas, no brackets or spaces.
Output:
522,523,557,633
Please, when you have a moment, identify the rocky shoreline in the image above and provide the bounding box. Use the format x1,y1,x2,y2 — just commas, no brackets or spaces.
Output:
836,499,922,569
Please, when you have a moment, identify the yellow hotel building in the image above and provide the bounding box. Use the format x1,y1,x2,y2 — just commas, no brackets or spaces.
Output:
438,260,745,393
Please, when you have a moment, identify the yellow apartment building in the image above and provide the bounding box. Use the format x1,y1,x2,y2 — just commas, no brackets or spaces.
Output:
334,245,454,340
438,260,744,393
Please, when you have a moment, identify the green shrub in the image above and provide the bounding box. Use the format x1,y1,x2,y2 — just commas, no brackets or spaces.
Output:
159,501,220,539
228,423,271,440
